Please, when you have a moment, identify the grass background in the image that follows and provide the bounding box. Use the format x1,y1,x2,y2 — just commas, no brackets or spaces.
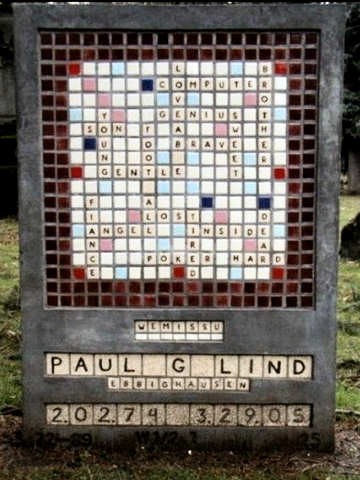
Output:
0,196,359,479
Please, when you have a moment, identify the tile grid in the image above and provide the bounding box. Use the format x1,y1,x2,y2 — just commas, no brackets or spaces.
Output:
41,31,318,308
46,403,312,427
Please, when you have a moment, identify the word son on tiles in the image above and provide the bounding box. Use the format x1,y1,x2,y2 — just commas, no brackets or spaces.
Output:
14,4,344,451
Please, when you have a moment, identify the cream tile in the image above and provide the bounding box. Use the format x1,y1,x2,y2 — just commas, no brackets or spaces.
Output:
142,404,166,425
142,354,166,376
214,405,237,426
287,405,311,427
70,404,93,425
263,356,288,378
263,405,286,427
46,404,69,425
107,377,120,390
238,405,262,426
288,356,313,379
70,354,94,376
239,355,262,376
167,354,190,377
190,404,214,426
118,354,142,376
166,404,190,426
46,353,70,376
94,355,118,376
93,404,117,425
191,355,214,377
215,356,238,376
117,404,141,425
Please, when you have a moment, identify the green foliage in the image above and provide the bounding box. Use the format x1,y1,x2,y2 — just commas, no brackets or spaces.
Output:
343,3,360,147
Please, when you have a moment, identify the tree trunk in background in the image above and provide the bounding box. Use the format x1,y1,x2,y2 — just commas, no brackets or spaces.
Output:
348,150,360,194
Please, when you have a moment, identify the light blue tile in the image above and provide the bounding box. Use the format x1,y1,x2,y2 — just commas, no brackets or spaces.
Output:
99,181,112,194
70,108,82,121
244,153,256,165
158,151,170,164
157,93,170,106
244,182,257,194
187,152,199,165
273,224,286,237
187,93,200,106
72,224,85,237
230,61,243,75
230,267,243,279
187,181,199,194
158,238,170,250
112,62,125,75
274,108,287,121
158,180,170,194
115,267,127,279
173,224,185,236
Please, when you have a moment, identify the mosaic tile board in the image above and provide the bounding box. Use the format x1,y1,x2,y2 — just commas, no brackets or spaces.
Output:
15,4,344,452
41,30,318,309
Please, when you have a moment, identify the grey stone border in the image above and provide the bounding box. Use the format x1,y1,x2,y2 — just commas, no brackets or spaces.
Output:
14,3,345,451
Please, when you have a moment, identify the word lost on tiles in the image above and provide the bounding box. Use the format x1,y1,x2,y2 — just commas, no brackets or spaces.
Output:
14,4,344,451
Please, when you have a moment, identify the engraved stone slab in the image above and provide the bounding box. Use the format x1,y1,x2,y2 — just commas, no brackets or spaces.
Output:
15,3,344,451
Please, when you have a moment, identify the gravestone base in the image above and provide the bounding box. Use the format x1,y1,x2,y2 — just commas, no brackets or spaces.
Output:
14,3,344,452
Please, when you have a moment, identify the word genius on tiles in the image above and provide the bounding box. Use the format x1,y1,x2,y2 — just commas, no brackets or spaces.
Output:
41,30,319,308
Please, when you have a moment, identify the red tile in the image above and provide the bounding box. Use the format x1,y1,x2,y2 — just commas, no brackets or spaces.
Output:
73,268,85,280
173,266,185,278
71,166,83,178
68,63,81,75
272,268,284,280
274,167,287,180
173,296,184,306
275,62,288,74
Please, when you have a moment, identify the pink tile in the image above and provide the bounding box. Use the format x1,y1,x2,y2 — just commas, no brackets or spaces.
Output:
128,210,141,223
215,210,228,223
98,94,111,107
83,78,96,91
244,239,257,251
215,123,228,136
100,239,113,251
244,93,257,106
112,109,125,122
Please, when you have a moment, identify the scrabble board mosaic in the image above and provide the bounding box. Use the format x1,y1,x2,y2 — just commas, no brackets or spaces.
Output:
41,31,318,308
